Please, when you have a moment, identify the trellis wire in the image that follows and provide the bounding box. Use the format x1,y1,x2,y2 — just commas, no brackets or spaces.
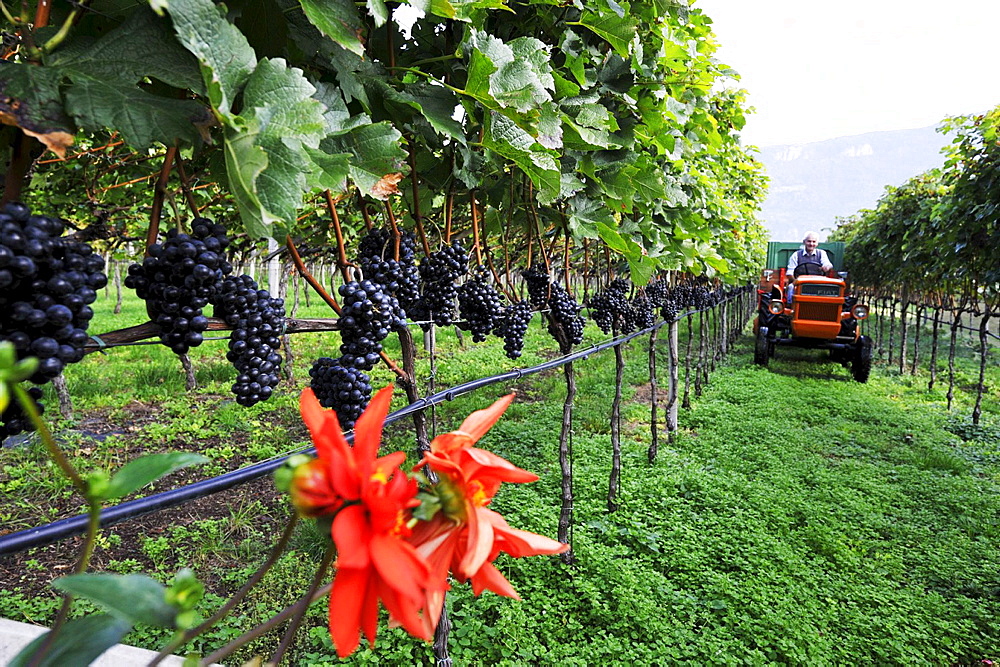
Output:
0,298,739,557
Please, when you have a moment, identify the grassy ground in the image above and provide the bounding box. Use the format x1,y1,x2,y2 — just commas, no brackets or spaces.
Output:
1,287,998,665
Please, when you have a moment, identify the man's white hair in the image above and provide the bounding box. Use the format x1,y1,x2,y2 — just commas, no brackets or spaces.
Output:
803,231,819,242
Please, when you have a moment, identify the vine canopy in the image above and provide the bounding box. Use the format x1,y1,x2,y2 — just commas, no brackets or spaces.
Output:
0,0,767,281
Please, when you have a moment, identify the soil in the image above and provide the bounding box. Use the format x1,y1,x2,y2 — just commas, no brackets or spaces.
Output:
0,398,292,606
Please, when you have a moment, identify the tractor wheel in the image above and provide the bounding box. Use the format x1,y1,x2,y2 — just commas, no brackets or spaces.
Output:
754,327,770,366
851,335,872,383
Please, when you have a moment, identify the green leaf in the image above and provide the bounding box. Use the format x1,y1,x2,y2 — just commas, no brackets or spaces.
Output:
238,58,327,229
50,7,205,94
299,0,366,57
54,574,177,627
63,77,212,150
159,0,258,115
224,118,277,238
566,193,614,239
367,0,390,26
325,122,407,199
572,9,637,58
103,452,209,501
9,615,131,667
482,111,560,203
304,147,351,192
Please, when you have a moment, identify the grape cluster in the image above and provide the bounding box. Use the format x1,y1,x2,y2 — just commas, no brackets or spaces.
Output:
1,387,44,441
493,301,533,359
630,294,657,330
357,228,420,323
213,275,285,406
587,279,632,334
1,202,107,439
645,280,670,309
125,220,232,354
418,241,469,327
308,357,372,431
548,284,585,346
337,280,403,371
457,270,504,342
521,264,551,308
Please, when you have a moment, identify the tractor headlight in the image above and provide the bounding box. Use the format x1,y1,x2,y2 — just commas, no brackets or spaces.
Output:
768,300,785,315
851,304,869,320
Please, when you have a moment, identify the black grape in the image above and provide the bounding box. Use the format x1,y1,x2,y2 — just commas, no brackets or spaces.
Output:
0,202,106,439
309,357,372,430
125,219,232,354
337,279,404,371
493,301,533,359
457,270,504,343
213,274,286,406
418,240,469,327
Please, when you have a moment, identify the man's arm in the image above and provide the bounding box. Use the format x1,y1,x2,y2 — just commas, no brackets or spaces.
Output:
820,249,833,272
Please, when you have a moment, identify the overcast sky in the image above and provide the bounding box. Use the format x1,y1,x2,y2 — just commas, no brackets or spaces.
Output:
700,0,1000,147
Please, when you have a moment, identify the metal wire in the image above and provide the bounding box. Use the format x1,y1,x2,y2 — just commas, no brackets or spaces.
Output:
0,300,724,557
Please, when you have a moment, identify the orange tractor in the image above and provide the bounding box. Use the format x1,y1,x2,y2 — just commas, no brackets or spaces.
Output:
752,242,872,382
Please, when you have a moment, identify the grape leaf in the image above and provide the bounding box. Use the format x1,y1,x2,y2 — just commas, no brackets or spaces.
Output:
299,0,366,57
324,122,407,199
159,0,257,115
224,117,277,238
49,7,205,95
9,615,131,667
53,574,177,628
482,111,560,203
572,7,638,58
237,58,327,230
62,77,213,149
103,452,209,500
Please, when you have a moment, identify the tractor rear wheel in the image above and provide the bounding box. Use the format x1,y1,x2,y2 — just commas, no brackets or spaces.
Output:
754,327,770,366
851,335,872,383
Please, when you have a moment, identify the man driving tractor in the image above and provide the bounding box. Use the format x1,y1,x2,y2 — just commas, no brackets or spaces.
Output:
786,231,834,302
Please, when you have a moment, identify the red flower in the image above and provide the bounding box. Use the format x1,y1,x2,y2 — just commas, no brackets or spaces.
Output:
410,394,568,631
297,385,441,658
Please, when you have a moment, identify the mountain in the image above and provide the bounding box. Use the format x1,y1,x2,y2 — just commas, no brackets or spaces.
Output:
756,125,952,242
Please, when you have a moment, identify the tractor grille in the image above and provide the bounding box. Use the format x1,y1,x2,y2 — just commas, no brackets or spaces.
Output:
797,302,840,322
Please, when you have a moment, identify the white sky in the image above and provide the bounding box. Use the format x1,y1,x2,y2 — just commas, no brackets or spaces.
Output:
699,0,1000,147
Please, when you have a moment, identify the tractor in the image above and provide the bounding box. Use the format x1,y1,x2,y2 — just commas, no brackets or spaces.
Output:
752,241,872,382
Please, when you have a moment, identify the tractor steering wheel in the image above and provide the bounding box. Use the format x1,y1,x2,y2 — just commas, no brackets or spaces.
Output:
793,262,827,278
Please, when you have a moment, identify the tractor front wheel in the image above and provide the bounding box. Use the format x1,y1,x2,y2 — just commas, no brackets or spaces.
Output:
851,335,872,383
754,327,770,366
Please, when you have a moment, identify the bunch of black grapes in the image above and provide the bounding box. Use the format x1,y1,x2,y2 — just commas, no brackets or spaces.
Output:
213,275,285,406
629,294,657,330
587,279,632,334
308,357,372,431
125,220,232,354
337,279,403,371
0,202,107,439
417,241,469,327
357,227,420,324
457,269,504,343
521,264,551,308
493,301,533,359
548,283,585,345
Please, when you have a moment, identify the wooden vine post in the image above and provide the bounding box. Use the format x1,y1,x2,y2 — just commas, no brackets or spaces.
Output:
647,325,659,464
664,316,679,446
607,323,624,513
929,301,942,390
971,304,994,425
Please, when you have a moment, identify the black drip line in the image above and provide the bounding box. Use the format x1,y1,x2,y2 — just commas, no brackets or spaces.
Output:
0,299,736,557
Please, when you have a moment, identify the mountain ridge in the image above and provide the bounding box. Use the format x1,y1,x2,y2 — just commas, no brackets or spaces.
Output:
756,124,952,242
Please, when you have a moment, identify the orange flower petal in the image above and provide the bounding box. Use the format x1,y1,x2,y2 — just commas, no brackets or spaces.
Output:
458,505,495,578
464,447,539,483
429,431,474,456
353,384,394,473
469,561,520,599
370,533,431,604
300,388,349,464
456,393,515,443
333,504,372,570
487,510,569,557
329,567,370,658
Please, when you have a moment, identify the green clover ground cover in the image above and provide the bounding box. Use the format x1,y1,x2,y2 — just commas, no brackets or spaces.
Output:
2,289,998,665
